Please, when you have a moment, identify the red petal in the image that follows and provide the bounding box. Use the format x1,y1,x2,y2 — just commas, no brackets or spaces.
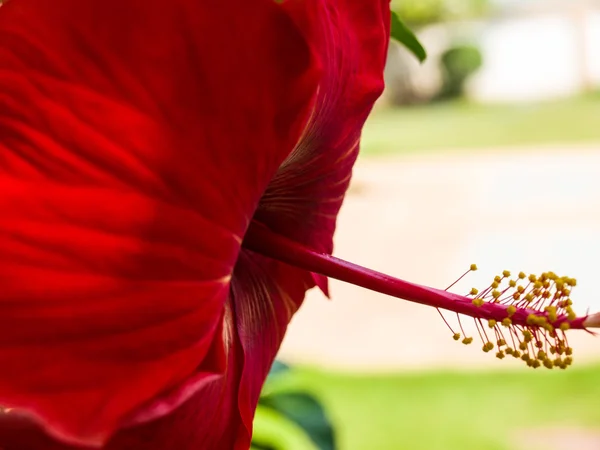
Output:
231,251,314,442
256,0,391,254
0,330,238,450
0,0,318,446
0,316,242,449
227,1,391,441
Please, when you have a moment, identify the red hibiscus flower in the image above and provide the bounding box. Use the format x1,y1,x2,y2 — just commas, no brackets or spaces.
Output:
0,0,390,448
1,0,598,449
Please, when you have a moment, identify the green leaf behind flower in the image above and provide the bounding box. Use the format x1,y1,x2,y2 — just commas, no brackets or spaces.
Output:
253,361,337,450
259,392,336,450
252,404,319,450
390,11,427,62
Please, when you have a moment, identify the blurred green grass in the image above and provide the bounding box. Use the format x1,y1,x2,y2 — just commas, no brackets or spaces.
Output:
361,95,600,155
285,363,600,450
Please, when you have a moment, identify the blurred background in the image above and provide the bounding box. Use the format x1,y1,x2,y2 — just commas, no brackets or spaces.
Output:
273,1,600,449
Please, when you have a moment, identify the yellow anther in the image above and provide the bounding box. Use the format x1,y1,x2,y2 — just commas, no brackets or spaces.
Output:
462,337,473,345
545,306,557,322
496,351,505,359
502,318,512,327
509,280,517,288
472,298,484,307
507,305,517,317
565,356,573,365
482,342,494,353
512,350,521,358
488,319,497,328
492,290,501,299
528,274,537,282
517,286,525,294
502,270,511,278
534,281,543,289
453,333,461,341
469,287,479,296
512,292,521,300
537,350,547,360
544,359,554,369
565,347,573,356
524,293,534,303
518,272,526,279
559,322,570,331
522,330,533,341
497,339,506,347
519,342,528,351
470,264,478,271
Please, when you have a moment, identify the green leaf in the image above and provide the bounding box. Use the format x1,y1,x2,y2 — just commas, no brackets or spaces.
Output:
254,362,336,449
260,360,292,397
250,443,276,450
267,360,290,379
252,404,319,450
390,11,427,62
259,392,336,450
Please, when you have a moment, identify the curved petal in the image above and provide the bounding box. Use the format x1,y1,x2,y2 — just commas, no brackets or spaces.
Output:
0,329,238,450
0,315,242,450
229,1,391,445
0,0,318,446
255,0,391,255
231,250,314,442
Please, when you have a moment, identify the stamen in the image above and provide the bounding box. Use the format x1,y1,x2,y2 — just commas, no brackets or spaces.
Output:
440,266,589,369
243,221,598,369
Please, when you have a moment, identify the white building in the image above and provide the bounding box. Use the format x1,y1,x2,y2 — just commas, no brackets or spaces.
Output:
468,0,600,102
386,0,600,104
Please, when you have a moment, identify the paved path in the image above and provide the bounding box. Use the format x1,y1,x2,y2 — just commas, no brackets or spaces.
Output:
279,145,600,371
